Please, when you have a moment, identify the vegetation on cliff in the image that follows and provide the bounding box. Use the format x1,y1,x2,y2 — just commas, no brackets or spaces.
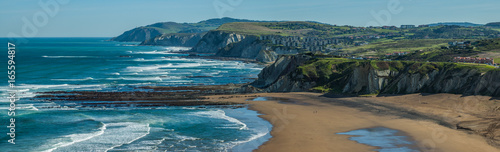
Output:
390,38,500,63
237,53,500,96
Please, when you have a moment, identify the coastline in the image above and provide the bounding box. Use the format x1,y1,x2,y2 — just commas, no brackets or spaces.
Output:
204,92,500,152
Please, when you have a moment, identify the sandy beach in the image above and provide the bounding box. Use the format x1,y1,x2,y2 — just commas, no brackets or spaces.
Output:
205,92,500,152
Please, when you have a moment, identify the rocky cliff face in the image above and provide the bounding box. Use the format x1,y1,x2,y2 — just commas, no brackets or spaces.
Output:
140,33,206,47
110,28,163,42
245,55,314,92
191,31,305,62
244,55,500,97
191,31,248,53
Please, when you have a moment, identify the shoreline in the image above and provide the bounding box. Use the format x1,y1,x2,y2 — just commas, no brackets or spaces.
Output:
204,92,500,152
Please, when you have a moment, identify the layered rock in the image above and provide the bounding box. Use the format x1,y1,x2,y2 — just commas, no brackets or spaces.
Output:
246,55,313,92
244,55,500,97
191,31,305,62
140,33,206,47
191,31,248,53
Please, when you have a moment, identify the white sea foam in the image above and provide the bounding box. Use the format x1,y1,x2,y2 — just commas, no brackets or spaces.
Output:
231,130,269,145
105,76,183,81
104,123,151,152
23,104,39,111
43,123,107,152
51,77,94,81
131,58,184,62
0,104,39,110
175,134,201,142
189,110,248,130
43,122,150,152
42,56,97,58
124,63,173,72
0,84,103,99
164,46,191,51
17,84,103,90
131,50,175,55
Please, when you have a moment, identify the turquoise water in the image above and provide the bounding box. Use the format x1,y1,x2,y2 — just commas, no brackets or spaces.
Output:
337,127,420,152
0,38,270,151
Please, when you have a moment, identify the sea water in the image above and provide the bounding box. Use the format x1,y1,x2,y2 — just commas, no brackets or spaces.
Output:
337,127,420,152
0,38,270,152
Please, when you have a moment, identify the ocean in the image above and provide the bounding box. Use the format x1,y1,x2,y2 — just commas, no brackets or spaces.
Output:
0,38,271,152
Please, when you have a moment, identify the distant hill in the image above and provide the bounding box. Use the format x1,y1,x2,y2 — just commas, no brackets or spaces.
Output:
485,22,500,28
428,22,483,27
110,17,262,42
215,21,390,38
407,25,500,39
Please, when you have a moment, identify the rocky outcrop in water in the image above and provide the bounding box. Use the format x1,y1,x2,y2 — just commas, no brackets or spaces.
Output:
244,55,500,97
140,33,206,46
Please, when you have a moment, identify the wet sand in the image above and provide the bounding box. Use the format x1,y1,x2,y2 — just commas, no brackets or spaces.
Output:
205,92,500,152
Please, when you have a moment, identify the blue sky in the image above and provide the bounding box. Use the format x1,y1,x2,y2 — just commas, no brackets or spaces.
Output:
1,0,499,37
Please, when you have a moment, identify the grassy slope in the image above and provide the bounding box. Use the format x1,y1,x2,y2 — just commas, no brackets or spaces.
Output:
341,39,451,55
474,38,500,63
215,21,389,38
215,22,284,36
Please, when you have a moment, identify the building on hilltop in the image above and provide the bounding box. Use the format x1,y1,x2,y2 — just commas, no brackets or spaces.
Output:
453,57,495,65
400,25,416,29
387,52,409,56
448,41,471,49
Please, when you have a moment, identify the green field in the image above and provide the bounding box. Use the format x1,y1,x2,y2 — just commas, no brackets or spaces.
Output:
340,39,451,56
216,22,288,36
216,21,403,38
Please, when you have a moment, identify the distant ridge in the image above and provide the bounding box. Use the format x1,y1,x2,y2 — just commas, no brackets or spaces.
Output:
110,17,264,42
428,22,483,27
485,22,500,28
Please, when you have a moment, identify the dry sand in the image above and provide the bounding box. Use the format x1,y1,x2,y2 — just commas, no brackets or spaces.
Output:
205,92,500,152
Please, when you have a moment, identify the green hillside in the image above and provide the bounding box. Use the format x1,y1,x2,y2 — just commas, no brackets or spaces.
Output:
111,17,263,42
296,57,497,93
388,38,500,62
340,39,451,56
216,21,392,38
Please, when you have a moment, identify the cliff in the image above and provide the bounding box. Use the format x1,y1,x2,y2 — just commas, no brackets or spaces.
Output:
140,33,206,47
110,27,164,42
191,31,305,62
190,31,248,53
245,55,314,92
243,55,500,97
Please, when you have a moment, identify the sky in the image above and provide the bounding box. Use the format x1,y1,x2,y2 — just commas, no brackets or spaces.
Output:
1,0,499,37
